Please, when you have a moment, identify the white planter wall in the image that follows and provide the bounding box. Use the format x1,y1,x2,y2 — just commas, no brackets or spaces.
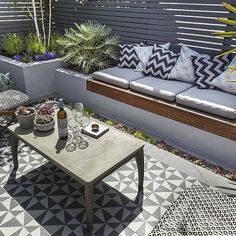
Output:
55,68,236,171
0,55,62,100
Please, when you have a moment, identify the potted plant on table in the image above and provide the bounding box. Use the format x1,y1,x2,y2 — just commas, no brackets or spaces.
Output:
15,106,36,129
34,102,56,131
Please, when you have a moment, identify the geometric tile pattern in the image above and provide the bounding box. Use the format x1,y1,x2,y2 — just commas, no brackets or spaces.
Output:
0,123,202,236
149,185,236,236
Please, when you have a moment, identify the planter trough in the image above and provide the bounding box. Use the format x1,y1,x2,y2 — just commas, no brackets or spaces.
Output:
0,55,62,100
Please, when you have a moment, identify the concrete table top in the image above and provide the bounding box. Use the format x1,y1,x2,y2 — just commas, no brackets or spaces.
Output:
8,118,144,185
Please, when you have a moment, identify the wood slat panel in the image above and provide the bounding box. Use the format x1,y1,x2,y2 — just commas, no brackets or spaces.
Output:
53,0,236,54
0,1,40,46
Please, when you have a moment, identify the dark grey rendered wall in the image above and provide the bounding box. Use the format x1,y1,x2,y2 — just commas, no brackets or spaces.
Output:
53,0,236,55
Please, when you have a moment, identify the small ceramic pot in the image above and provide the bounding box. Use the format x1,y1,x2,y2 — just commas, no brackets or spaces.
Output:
34,118,55,132
15,108,36,129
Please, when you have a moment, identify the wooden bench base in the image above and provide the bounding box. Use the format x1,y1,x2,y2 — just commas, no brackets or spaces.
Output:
87,79,236,141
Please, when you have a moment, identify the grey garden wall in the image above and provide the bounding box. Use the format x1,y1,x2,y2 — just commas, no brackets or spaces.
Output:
0,1,40,44
53,0,236,54
55,69,236,171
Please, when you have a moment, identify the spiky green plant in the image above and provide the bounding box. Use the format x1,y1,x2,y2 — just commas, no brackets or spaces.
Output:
49,32,63,54
2,33,24,56
57,21,120,74
213,2,236,75
26,33,46,55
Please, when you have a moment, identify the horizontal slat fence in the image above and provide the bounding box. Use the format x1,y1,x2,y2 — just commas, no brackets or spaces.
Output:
0,1,40,43
53,0,236,54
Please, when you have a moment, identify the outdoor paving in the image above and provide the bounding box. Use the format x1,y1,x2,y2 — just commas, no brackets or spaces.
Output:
0,117,235,236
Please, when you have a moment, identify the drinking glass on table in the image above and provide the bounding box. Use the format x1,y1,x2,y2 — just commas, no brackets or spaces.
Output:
78,113,90,150
66,117,77,152
73,103,84,124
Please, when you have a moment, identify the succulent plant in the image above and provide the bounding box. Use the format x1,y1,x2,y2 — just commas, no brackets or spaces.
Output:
37,103,55,116
35,115,53,124
16,106,34,116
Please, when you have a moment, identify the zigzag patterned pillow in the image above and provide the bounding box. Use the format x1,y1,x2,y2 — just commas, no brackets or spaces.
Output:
192,55,230,89
144,45,178,79
118,42,146,69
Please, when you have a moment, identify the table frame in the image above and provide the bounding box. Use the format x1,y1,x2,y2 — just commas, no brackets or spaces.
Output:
9,131,144,232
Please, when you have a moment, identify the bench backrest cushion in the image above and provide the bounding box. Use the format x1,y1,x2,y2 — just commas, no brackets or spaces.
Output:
144,45,178,79
192,55,230,89
210,55,236,95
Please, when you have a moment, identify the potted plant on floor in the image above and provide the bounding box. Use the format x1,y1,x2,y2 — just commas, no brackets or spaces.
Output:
15,106,36,129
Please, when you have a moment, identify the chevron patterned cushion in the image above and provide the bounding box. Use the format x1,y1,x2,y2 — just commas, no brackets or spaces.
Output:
118,42,146,68
144,45,178,79
192,55,230,89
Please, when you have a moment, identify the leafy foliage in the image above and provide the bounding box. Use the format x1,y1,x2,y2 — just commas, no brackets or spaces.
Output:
49,33,63,54
213,2,236,74
2,33,24,56
57,21,120,74
26,33,46,55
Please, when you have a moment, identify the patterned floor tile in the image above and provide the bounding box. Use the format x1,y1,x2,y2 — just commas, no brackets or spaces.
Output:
0,118,203,236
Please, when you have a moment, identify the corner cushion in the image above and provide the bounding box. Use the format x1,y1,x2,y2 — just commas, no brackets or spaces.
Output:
93,66,144,89
176,87,236,119
130,76,193,101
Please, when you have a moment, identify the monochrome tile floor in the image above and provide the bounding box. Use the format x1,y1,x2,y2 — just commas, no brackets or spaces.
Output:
0,117,212,236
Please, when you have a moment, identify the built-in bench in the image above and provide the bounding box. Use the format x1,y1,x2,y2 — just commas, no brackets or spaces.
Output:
87,79,236,141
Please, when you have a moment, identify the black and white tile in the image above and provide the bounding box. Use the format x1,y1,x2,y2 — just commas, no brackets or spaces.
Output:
0,118,201,236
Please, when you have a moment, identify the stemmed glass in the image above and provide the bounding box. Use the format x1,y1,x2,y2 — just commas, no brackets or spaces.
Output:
78,112,90,149
66,117,77,152
73,103,84,124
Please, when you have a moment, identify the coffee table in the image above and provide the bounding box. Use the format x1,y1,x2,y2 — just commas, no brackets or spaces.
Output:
8,119,144,231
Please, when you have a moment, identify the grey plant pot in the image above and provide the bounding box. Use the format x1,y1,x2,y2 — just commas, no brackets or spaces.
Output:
15,108,36,129
0,55,63,100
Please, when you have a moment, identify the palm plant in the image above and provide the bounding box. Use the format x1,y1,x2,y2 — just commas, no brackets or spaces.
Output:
213,2,236,74
57,21,120,74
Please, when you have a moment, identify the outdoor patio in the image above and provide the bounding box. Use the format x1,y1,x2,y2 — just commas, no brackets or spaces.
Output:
0,0,236,235
0,115,235,236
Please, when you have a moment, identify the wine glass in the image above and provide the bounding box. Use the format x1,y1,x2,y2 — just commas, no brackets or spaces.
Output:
73,103,84,124
78,113,90,149
66,117,77,152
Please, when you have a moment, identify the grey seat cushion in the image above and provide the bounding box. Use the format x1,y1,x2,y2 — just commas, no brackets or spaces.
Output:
130,76,193,101
176,87,236,119
0,90,29,111
93,66,144,88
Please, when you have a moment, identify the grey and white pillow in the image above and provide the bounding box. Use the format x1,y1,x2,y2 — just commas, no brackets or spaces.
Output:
144,45,178,79
118,42,147,69
192,55,230,89
168,44,204,83
210,55,236,95
134,43,170,72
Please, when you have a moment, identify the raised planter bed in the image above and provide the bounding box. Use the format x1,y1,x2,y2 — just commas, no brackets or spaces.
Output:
55,67,236,170
0,55,62,100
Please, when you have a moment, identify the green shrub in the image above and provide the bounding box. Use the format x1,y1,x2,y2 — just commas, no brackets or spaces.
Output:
26,33,46,55
2,33,24,56
57,21,120,74
50,32,63,54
